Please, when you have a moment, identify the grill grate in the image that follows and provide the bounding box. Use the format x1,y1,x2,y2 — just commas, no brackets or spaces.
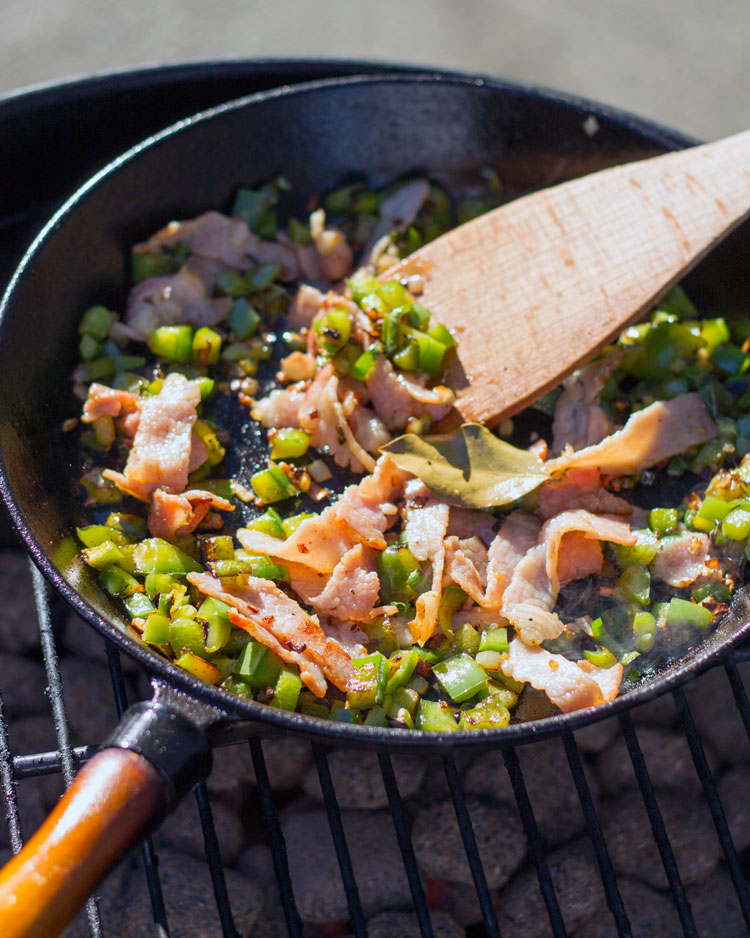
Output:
1,551,749,938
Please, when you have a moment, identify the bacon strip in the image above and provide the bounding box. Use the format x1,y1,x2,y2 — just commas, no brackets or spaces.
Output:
502,638,623,713
104,373,201,501
188,572,354,697
403,484,450,645
238,456,408,574
546,393,716,477
148,489,234,540
501,510,635,645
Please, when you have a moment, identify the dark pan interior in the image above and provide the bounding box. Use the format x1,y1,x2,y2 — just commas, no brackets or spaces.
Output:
2,73,750,749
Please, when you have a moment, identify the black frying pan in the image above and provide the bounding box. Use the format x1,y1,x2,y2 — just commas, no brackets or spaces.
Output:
1,73,749,935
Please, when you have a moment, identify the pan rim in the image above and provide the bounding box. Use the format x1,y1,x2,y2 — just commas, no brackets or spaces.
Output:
0,68,741,749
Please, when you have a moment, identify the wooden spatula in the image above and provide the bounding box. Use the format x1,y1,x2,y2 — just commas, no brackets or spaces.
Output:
388,130,750,425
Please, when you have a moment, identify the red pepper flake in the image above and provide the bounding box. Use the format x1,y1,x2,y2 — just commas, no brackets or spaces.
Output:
262,615,275,625
297,543,310,554
285,640,307,653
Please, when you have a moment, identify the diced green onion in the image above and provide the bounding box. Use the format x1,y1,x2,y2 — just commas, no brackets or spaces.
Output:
377,280,412,311
696,494,733,526
315,308,351,355
722,507,750,541
174,651,223,685
478,627,509,654
390,338,420,372
270,428,310,461
665,597,713,629
216,270,251,297
427,321,456,349
123,591,155,618
350,348,380,382
615,565,650,606
612,529,660,568
169,616,210,658
438,586,467,637
235,641,271,684
415,699,458,732
377,545,421,604
246,263,282,291
347,652,389,709
79,305,116,340
647,507,679,536
77,524,133,549
228,298,260,340
250,464,298,503
385,649,420,694
245,507,286,539
131,252,175,283
82,540,125,570
133,538,203,576
403,326,448,377
632,611,656,652
147,325,194,363
269,666,303,711
192,327,222,365
78,334,100,361
99,565,143,597
281,513,315,538
459,696,511,730
143,612,171,644
583,647,618,668
432,653,488,704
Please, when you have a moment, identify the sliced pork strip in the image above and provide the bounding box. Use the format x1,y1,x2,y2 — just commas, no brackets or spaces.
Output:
251,387,307,429
124,267,224,341
551,352,621,454
148,489,233,540
542,510,635,595
366,356,454,432
651,532,718,588
308,544,380,621
496,538,552,611
447,507,498,544
484,512,542,607
104,372,201,501
82,384,141,424
287,283,326,331
188,572,354,696
501,510,634,644
502,639,622,713
136,210,302,279
556,531,605,586
503,602,567,646
537,468,639,522
363,178,430,258
309,209,354,281
443,537,486,606
238,455,408,573
546,393,716,477
405,498,450,646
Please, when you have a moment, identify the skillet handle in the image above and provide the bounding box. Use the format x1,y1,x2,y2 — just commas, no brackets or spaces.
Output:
0,748,168,938
0,689,215,938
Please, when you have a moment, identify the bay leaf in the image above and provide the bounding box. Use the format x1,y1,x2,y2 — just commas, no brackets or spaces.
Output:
381,423,547,509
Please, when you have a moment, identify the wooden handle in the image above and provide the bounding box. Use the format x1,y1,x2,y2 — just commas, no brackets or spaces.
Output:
0,748,170,938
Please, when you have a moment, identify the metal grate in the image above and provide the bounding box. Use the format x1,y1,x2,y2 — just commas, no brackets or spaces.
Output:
1,550,749,938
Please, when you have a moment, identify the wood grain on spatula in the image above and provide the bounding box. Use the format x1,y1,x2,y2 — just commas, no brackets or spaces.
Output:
389,129,750,425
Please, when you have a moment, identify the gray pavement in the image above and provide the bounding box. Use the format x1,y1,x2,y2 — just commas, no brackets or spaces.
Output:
1,0,748,141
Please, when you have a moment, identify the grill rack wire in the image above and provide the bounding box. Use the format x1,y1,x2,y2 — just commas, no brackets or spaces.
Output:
0,556,748,938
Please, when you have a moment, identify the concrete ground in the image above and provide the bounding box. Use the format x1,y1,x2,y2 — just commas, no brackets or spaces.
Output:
0,0,748,141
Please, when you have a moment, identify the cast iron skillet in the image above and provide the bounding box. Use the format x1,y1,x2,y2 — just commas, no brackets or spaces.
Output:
1,73,750,934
